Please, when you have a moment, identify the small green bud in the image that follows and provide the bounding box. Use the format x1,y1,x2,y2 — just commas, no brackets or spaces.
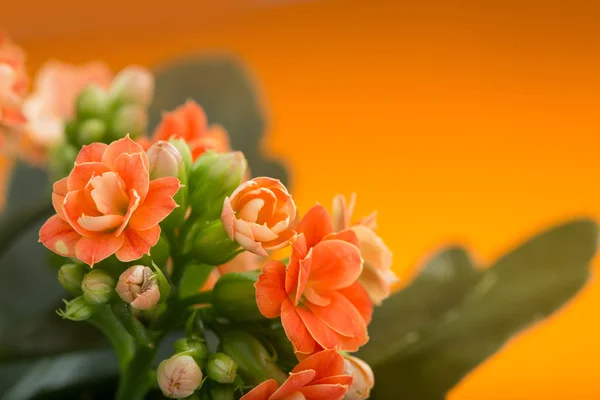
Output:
147,140,183,179
151,262,171,303
168,137,193,175
188,151,247,221
210,383,234,400
65,119,79,145
57,296,96,321
48,143,77,181
220,330,287,385
76,84,109,119
110,104,148,139
207,353,237,384
174,337,208,361
58,263,89,294
109,66,154,107
190,220,240,265
212,271,263,322
81,269,115,304
78,118,107,145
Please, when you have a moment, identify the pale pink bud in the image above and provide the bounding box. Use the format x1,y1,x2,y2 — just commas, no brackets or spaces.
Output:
115,265,160,310
157,354,203,399
109,65,154,106
343,354,375,400
147,140,183,179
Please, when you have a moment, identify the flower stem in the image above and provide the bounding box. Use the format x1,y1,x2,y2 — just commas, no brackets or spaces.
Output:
115,344,156,400
87,306,135,374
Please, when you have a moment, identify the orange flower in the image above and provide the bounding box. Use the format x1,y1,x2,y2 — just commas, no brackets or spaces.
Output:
150,100,230,161
39,136,180,266
333,194,396,305
222,177,297,257
255,205,373,357
241,349,352,400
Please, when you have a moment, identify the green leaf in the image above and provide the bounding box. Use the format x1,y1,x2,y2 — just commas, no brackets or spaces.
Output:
0,308,107,362
363,219,598,399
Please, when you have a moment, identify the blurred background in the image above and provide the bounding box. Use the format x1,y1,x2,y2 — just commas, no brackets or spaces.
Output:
3,0,600,398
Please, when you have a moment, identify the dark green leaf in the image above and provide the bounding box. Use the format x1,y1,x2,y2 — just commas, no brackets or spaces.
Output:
365,219,598,399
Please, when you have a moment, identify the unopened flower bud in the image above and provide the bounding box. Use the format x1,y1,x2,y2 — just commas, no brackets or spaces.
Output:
76,84,109,119
212,271,263,322
168,137,193,175
110,104,148,139
157,354,203,399
220,330,287,385
147,140,183,179
189,151,247,221
116,265,160,310
343,354,374,400
109,66,154,107
57,296,96,321
174,337,208,362
58,263,88,294
190,220,240,265
78,118,106,145
81,269,115,304
207,353,237,384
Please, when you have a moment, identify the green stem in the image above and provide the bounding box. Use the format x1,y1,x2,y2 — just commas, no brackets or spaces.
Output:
181,290,213,307
87,306,135,374
0,199,54,258
115,344,157,400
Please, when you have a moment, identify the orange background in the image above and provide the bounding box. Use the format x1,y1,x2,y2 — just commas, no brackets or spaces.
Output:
4,0,600,398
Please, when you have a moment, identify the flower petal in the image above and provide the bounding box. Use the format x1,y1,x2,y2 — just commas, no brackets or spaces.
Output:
307,240,362,290
270,370,316,400
89,171,129,215
114,189,140,236
285,234,308,296
293,349,346,379
78,214,124,232
221,197,236,240
63,189,102,237
295,205,333,249
128,176,180,231
101,135,148,170
260,228,297,251
338,282,374,325
67,162,110,192
296,307,342,351
76,143,108,163
113,152,150,200
115,225,161,262
323,229,360,249
240,379,279,400
75,233,125,266
351,225,392,272
52,177,68,219
281,299,317,355
39,214,80,257
255,260,287,318
306,291,368,342
299,384,348,400
311,375,353,386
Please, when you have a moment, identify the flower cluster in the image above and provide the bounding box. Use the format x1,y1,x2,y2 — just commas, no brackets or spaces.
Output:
3,32,398,399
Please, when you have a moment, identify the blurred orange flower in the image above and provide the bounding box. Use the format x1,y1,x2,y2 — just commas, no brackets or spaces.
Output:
255,204,372,357
241,349,352,400
333,194,396,305
150,100,230,161
39,136,180,266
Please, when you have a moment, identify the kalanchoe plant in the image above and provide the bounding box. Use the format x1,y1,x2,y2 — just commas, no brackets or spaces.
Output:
0,32,598,400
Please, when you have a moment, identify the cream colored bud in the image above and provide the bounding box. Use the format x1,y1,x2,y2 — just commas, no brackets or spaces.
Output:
115,265,160,310
157,354,203,398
